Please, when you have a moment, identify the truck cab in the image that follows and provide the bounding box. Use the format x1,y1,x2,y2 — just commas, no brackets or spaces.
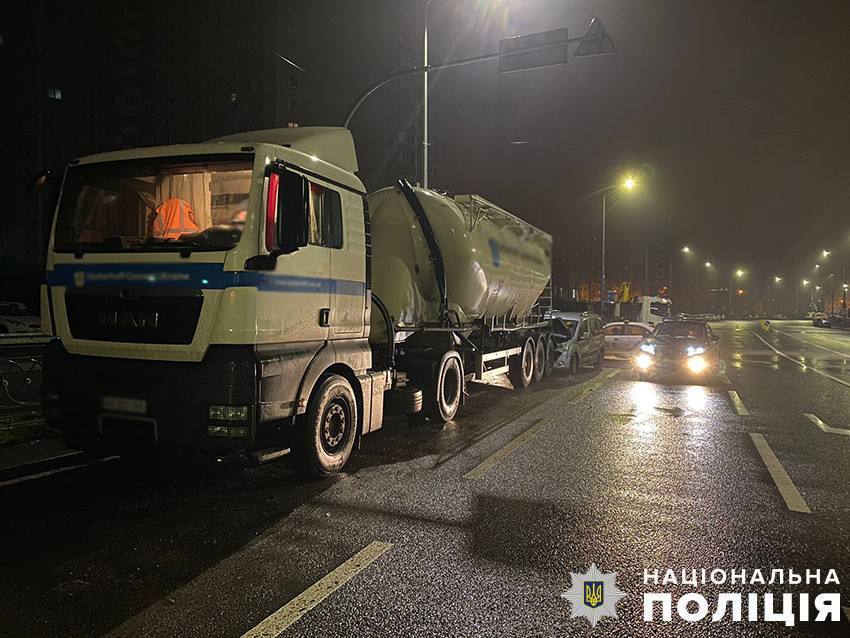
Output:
42,128,387,474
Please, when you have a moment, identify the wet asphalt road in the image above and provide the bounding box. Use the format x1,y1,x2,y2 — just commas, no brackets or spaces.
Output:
2,320,850,637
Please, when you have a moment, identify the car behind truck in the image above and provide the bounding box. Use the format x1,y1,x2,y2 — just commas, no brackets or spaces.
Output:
42,127,554,475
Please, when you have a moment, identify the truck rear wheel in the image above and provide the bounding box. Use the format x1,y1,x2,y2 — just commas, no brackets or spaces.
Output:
532,337,546,383
422,352,463,423
509,337,535,388
544,336,556,376
295,374,357,477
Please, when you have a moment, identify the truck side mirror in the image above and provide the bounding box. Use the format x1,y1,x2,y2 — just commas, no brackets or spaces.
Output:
246,168,310,271
277,170,309,255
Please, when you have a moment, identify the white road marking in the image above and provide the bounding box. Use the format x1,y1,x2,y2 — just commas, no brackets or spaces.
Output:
727,390,750,416
0,455,119,489
464,418,548,480
749,433,811,514
751,331,850,389
803,413,850,437
241,541,392,638
776,330,850,360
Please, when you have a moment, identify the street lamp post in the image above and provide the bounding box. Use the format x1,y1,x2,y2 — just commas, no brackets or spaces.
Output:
423,0,433,188
599,176,636,318
768,276,781,318
729,269,744,319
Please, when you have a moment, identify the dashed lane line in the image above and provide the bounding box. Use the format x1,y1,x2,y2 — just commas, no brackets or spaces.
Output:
749,433,811,514
463,418,549,480
751,331,850,389
240,541,393,638
775,330,850,360
803,413,850,437
728,390,750,416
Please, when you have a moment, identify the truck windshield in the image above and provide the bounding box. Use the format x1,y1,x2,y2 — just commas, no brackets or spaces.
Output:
53,155,254,253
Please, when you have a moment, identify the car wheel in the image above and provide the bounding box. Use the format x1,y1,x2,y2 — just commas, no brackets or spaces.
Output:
295,374,357,477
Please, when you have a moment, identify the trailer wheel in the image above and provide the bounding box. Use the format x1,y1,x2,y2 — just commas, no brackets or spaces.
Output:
544,336,557,376
532,337,546,383
509,337,535,388
295,374,357,477
422,351,463,423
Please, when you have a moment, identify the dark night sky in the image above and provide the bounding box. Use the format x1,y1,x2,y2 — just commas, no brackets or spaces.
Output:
392,0,850,284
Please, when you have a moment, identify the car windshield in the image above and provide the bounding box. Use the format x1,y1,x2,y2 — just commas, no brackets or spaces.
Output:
554,319,577,337
53,155,254,253
654,322,706,339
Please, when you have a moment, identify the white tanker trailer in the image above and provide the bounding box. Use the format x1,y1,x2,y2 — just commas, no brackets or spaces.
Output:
369,182,554,421
41,127,555,475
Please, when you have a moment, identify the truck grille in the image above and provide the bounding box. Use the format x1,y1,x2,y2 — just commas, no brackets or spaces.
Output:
65,289,203,344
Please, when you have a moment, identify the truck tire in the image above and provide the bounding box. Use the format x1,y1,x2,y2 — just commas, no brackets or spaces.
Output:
295,374,357,477
384,386,424,415
544,336,556,376
532,337,546,383
422,351,463,423
509,337,535,388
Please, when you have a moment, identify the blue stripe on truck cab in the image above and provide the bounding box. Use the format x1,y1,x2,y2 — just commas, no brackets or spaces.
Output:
46,263,365,296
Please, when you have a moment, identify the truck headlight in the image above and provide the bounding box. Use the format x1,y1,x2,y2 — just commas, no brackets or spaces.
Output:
635,353,653,370
209,405,249,421
686,355,707,373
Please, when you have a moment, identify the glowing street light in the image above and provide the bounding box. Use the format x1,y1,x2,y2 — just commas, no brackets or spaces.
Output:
623,176,636,190
774,276,782,283
815,263,821,269
735,269,745,278
682,245,691,254
704,261,712,268
802,279,810,286
822,249,831,258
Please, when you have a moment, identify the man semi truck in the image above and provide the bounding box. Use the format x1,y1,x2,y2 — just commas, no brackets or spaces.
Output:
41,127,553,475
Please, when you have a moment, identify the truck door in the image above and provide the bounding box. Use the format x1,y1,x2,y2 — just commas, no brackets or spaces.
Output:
259,167,330,344
316,186,365,338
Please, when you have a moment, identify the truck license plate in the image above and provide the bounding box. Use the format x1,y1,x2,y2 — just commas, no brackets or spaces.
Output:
101,396,147,415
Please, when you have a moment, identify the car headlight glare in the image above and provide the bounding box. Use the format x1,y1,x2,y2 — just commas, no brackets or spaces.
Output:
639,343,656,355
686,355,707,373
686,346,705,357
635,353,653,370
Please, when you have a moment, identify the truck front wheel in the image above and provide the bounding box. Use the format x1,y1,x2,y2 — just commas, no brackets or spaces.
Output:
295,374,357,477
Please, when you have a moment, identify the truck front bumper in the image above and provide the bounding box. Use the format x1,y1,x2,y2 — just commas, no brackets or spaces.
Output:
43,340,259,454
